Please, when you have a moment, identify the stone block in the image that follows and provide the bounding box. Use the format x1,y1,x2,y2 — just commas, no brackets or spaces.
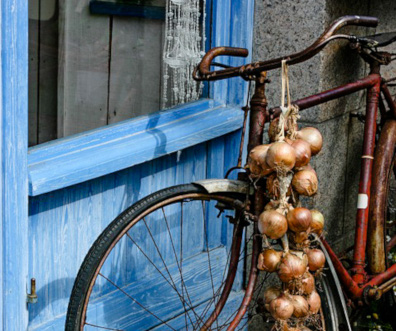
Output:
253,0,325,115
370,0,396,83
343,117,365,233
247,1,396,328
299,114,349,242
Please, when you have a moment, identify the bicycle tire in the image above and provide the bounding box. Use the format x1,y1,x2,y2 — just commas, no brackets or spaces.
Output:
65,184,255,331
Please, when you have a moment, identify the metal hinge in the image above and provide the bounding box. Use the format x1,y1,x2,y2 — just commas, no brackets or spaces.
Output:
27,278,38,304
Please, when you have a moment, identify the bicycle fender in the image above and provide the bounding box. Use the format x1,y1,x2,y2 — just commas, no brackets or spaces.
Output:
319,239,353,331
192,179,253,195
367,119,396,273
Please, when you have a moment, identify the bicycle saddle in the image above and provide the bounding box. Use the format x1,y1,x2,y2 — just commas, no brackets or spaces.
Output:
360,31,396,47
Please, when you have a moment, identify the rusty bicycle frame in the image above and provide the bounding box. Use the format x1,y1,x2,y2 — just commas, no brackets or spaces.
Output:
194,15,396,329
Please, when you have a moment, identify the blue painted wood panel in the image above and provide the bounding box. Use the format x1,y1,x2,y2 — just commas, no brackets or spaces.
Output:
1,0,29,329
25,0,255,328
28,100,244,196
28,132,243,329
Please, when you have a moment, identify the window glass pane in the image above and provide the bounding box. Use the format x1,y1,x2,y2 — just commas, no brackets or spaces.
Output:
28,0,204,147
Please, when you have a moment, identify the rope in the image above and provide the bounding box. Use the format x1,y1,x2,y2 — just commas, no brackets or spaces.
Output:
274,61,301,219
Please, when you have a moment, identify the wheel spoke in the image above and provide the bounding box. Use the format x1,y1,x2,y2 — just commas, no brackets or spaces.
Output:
195,223,255,329
195,233,244,326
128,218,201,326
202,200,219,330
179,201,190,330
220,268,269,328
97,273,177,331
69,189,253,331
162,206,196,328
84,322,124,330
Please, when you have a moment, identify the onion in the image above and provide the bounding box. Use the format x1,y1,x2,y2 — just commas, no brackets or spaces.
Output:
301,272,315,295
266,173,278,198
278,251,308,283
310,210,325,235
288,231,310,250
266,141,296,171
258,249,283,272
291,295,309,318
306,248,326,272
248,160,263,176
288,139,311,168
248,144,273,176
289,231,309,244
287,207,312,232
258,210,288,239
264,200,279,211
263,286,282,305
292,169,318,196
296,163,316,173
288,271,315,295
269,294,294,320
266,173,291,198
296,127,323,155
307,291,321,314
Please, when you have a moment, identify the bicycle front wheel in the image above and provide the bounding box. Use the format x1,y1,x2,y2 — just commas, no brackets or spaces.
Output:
66,184,255,331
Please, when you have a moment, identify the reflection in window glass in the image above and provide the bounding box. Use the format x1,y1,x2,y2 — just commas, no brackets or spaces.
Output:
28,0,204,147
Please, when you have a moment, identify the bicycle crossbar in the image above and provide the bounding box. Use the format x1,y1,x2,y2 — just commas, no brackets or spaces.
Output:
268,72,396,301
269,74,380,118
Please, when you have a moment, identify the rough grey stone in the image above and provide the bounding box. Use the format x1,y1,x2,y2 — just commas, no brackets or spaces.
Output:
248,1,396,328
253,0,375,124
343,117,365,234
253,0,325,119
370,1,396,83
301,114,350,242
252,0,396,243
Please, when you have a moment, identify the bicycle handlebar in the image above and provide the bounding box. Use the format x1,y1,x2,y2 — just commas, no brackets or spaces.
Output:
193,15,379,81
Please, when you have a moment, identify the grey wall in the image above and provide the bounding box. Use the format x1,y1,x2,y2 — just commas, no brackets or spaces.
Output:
253,0,396,249
249,1,395,328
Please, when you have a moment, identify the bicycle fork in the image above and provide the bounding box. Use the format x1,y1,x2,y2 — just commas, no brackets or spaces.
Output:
228,73,268,330
200,73,269,331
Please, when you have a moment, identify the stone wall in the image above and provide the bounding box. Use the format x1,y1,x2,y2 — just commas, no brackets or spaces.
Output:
253,0,396,248
248,1,396,328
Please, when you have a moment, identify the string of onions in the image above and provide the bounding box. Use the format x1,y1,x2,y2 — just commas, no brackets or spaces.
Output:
249,66,326,329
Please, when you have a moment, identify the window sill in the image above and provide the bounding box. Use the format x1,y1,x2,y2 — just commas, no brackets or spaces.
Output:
28,99,243,196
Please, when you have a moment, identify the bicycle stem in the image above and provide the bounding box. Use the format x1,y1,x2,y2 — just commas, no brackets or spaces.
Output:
247,72,268,154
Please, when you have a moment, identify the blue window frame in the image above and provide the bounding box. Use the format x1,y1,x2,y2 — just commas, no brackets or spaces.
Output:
27,0,255,196
1,0,254,328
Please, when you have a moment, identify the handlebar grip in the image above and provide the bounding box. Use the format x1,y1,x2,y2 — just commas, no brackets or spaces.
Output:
351,15,379,27
334,15,378,30
198,47,249,75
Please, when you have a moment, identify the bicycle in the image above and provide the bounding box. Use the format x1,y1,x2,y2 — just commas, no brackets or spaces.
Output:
65,15,396,330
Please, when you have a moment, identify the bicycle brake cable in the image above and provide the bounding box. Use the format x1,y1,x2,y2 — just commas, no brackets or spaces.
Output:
236,80,253,169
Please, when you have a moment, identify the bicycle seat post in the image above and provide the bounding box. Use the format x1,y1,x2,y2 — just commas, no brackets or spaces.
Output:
247,72,268,154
